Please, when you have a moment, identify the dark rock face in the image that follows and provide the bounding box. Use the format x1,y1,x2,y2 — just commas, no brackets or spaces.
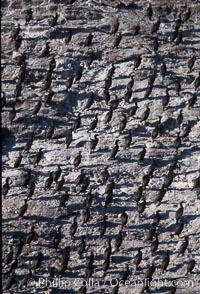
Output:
1,0,200,293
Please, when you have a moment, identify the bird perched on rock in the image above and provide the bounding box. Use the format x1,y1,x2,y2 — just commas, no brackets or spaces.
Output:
173,31,183,46
124,89,132,104
174,132,181,152
17,199,28,219
33,148,43,167
104,107,113,124
23,134,34,153
65,128,73,148
27,180,36,199
192,170,200,191
32,99,42,116
114,230,123,252
19,268,32,290
84,32,93,47
45,121,55,140
84,92,95,110
140,104,150,122
194,72,200,91
90,134,99,152
174,218,184,237
9,104,16,125
182,7,191,23
70,216,78,238
23,225,37,245
142,173,150,188
78,176,90,194
53,175,65,194
15,236,24,257
78,236,86,259
104,190,113,208
160,61,167,83
161,251,170,273
135,185,143,203
111,19,119,34
175,201,184,223
65,28,73,44
134,248,142,270
44,90,55,106
176,109,183,128
82,207,91,225
66,73,74,92
25,8,33,25
52,165,62,183
74,65,84,83
188,55,196,72
74,151,82,170
119,264,130,283
107,63,115,79
14,152,22,168
138,146,146,163
129,102,139,117
11,23,21,40
89,114,98,131
181,120,191,138
49,56,56,72
124,130,132,149
151,233,159,256
108,140,119,160
132,24,140,36
144,86,153,99
162,88,170,110
152,210,161,227
151,124,159,142
4,245,13,267
186,258,195,275
120,209,128,229
138,196,146,217
100,167,110,185
59,191,70,207
99,215,108,238
146,3,153,20
188,93,197,109
1,91,6,108
3,271,16,291
40,42,50,57
154,186,167,205
53,226,62,249
151,16,161,34
73,113,81,132
32,252,43,273
144,223,157,241
177,236,189,256
50,12,58,27
109,95,119,110
104,180,115,196
119,114,127,134
113,33,122,48
153,36,159,52
126,75,134,92
104,76,112,90
134,55,142,70
84,189,93,207
76,169,86,186
148,70,157,87
21,169,31,187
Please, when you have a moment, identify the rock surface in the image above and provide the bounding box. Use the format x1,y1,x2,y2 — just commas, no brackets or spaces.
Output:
1,0,200,293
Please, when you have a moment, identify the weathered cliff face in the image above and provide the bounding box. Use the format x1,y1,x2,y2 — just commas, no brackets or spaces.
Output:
1,0,200,293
